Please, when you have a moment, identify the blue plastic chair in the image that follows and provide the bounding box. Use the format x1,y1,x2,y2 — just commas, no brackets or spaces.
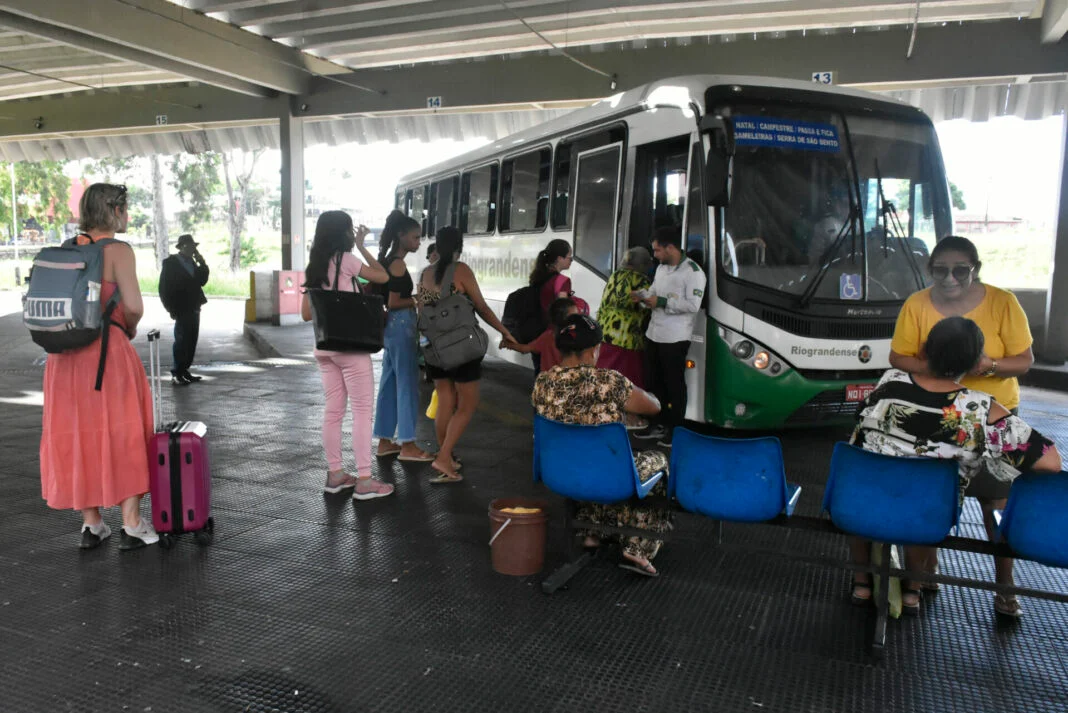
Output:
532,415,664,503
821,443,960,545
998,472,1068,569
668,428,801,521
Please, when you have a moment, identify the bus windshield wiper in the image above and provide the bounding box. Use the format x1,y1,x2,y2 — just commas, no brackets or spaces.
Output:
874,160,926,291
798,199,861,309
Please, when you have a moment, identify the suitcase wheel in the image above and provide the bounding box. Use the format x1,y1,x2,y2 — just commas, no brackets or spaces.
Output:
193,517,215,547
158,533,175,550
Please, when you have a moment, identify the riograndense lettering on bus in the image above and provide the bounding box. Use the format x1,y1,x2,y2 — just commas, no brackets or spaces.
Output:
466,252,535,280
790,345,859,358
733,116,841,153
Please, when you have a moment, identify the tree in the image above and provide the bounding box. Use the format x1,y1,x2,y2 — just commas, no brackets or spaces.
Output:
221,149,264,273
150,155,168,271
86,157,152,238
170,153,221,232
0,160,71,242
949,181,966,211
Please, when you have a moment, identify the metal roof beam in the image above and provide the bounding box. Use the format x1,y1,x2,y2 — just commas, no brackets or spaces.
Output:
0,0,344,96
300,18,1068,114
1043,0,1068,42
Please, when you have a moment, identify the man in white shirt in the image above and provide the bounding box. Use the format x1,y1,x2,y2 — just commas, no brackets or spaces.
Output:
631,226,707,447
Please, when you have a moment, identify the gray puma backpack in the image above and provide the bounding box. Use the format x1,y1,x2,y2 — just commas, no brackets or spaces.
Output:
417,262,488,371
23,234,121,390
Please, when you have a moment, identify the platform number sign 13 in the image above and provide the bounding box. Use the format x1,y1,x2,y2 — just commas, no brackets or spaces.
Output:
426,96,443,110
811,71,835,85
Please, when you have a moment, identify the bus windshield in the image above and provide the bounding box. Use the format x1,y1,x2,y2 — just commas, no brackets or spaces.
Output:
721,104,949,302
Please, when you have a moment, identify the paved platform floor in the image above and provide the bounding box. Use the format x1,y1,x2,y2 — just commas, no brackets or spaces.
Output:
2,294,1068,712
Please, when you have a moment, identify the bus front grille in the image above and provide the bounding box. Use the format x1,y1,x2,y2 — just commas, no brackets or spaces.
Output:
785,390,860,424
757,305,896,340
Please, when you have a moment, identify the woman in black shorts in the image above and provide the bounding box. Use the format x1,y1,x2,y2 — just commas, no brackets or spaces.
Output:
417,227,515,483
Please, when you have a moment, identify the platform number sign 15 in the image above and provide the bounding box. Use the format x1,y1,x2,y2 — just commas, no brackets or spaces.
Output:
426,96,443,110
811,71,835,85
155,114,168,126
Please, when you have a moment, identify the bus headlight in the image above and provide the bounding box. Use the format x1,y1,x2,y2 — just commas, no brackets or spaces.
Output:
732,341,754,359
719,326,788,377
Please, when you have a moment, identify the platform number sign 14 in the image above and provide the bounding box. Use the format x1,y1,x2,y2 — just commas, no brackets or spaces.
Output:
811,71,835,85
426,96,443,110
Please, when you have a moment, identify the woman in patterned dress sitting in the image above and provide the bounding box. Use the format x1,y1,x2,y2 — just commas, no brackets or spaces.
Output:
531,314,670,577
849,316,1061,617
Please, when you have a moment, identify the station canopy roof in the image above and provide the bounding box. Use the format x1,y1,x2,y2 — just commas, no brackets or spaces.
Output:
0,0,1064,160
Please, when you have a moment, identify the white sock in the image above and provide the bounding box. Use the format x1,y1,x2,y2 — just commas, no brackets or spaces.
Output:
86,522,107,535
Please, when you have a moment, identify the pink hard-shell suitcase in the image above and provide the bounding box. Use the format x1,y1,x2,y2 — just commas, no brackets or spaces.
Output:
147,330,214,548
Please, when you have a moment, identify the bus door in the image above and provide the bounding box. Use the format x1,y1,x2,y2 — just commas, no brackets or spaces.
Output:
684,134,709,422
570,142,623,310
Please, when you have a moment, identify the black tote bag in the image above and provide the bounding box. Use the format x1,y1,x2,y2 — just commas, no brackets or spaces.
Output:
308,253,385,353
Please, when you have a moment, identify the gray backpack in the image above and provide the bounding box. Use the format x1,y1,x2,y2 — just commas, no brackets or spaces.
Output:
417,262,488,371
23,234,121,390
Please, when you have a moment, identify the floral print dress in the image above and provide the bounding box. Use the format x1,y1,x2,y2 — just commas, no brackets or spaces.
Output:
532,365,671,559
851,369,1054,502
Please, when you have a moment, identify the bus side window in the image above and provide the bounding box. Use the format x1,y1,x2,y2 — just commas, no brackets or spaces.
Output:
410,185,428,236
429,176,459,236
500,148,551,233
461,163,499,235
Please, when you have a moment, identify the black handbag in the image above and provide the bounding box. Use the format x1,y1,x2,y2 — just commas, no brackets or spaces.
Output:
308,252,385,353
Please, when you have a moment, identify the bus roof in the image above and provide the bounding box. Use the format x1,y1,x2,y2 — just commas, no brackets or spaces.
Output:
396,74,918,186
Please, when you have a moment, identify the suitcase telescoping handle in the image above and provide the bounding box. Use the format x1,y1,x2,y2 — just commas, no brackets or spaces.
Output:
147,329,163,432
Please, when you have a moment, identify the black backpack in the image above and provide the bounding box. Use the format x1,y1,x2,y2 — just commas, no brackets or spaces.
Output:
502,283,546,344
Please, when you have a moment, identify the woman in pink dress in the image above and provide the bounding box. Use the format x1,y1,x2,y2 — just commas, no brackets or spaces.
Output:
39,183,160,550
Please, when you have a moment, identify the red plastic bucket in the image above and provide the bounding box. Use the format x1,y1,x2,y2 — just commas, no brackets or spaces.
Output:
488,498,548,576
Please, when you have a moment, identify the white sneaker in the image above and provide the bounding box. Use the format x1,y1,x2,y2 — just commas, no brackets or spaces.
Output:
120,519,160,550
79,522,112,549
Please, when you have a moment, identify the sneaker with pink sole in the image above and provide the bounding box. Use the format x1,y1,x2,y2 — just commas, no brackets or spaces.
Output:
353,477,394,501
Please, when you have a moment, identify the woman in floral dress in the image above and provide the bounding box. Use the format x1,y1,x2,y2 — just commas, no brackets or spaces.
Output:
850,316,1060,616
532,314,669,576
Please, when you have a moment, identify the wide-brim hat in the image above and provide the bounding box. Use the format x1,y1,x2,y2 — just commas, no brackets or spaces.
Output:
177,234,198,248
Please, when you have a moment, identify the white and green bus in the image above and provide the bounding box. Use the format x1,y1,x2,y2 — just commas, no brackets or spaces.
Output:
395,75,951,429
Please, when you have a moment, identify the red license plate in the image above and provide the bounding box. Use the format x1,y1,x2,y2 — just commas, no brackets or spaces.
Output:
845,383,875,402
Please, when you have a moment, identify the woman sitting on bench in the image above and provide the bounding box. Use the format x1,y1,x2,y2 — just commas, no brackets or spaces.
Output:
531,314,668,576
849,316,1061,616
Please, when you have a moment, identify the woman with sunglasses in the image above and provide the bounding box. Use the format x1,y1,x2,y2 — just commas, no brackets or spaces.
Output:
889,235,1035,618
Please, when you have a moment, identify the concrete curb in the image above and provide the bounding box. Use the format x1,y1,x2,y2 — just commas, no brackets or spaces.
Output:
242,322,283,359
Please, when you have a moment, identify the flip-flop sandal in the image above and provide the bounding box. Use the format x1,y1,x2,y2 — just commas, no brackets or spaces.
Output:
376,447,402,457
397,452,435,462
994,594,1023,618
429,473,464,484
618,562,659,578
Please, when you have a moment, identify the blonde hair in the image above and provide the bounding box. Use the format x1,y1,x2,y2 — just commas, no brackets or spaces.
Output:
79,183,127,233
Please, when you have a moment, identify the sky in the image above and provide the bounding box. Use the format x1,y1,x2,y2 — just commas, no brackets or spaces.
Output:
935,114,1065,225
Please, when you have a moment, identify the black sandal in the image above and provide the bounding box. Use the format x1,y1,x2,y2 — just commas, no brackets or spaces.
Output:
902,587,922,616
851,581,872,606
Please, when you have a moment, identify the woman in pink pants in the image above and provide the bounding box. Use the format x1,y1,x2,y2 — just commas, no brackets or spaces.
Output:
301,211,393,500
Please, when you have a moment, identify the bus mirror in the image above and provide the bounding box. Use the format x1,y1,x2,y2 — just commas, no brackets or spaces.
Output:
701,115,734,207
705,152,732,207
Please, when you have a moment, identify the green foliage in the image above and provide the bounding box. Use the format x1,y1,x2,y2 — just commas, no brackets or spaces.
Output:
0,161,71,240
170,153,221,231
218,235,266,269
949,181,966,211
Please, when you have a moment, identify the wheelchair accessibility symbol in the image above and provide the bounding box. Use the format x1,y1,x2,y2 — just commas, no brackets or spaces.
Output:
839,274,861,300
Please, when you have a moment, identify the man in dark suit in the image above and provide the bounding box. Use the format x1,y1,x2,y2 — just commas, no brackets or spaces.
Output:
159,233,210,385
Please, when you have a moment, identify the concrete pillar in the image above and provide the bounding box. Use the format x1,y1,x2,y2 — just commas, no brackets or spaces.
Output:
1041,120,1068,364
279,98,306,272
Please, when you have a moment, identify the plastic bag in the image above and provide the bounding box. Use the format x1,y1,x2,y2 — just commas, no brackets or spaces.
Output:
426,389,438,419
871,542,903,619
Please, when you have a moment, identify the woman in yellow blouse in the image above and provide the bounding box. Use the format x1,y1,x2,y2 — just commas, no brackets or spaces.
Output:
889,235,1035,617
